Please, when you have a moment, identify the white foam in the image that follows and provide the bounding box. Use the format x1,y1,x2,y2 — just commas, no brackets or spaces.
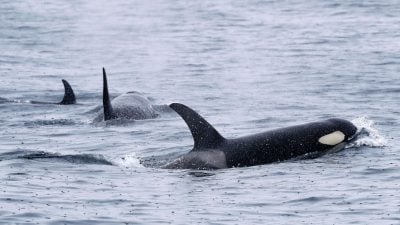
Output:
112,152,144,168
350,117,387,148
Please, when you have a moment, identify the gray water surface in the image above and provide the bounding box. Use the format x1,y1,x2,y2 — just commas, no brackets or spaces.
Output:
0,0,399,224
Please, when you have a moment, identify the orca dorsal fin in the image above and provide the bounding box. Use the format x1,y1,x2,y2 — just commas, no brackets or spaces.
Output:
103,67,116,120
169,103,225,150
59,79,76,105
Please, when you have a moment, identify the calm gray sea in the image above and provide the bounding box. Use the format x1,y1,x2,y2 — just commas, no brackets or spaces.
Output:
0,0,399,224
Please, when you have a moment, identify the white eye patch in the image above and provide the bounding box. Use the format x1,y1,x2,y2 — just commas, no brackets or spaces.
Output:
318,131,345,145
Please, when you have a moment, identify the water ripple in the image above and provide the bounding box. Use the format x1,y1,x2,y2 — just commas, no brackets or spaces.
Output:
0,0,399,224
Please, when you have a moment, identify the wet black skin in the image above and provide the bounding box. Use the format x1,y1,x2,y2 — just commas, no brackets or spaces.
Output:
100,67,158,121
0,80,76,105
219,118,356,167
165,103,357,169
30,79,76,105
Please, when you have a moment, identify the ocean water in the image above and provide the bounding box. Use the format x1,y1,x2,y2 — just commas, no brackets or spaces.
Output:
0,0,399,224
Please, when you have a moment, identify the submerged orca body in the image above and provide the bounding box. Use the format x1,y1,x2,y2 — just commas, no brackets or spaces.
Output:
97,68,158,121
28,79,76,105
164,103,358,170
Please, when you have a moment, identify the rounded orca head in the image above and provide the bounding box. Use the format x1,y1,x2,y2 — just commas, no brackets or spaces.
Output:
326,118,357,141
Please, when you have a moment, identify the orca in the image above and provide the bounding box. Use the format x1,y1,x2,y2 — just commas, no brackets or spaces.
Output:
163,103,358,170
30,79,76,105
2,79,76,105
94,68,158,122
58,79,76,105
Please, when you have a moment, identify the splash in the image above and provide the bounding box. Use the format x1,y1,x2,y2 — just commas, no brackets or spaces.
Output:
112,152,143,168
349,117,387,148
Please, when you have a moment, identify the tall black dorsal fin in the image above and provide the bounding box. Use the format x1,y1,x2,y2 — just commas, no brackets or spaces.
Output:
169,103,225,150
59,79,76,105
103,67,116,120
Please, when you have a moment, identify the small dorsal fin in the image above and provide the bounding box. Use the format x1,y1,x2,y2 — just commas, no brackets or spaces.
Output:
59,79,76,105
169,103,225,150
103,67,116,120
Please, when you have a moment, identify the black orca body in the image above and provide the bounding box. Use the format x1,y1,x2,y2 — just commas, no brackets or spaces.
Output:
94,68,158,122
17,79,76,105
58,79,76,105
164,103,358,170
